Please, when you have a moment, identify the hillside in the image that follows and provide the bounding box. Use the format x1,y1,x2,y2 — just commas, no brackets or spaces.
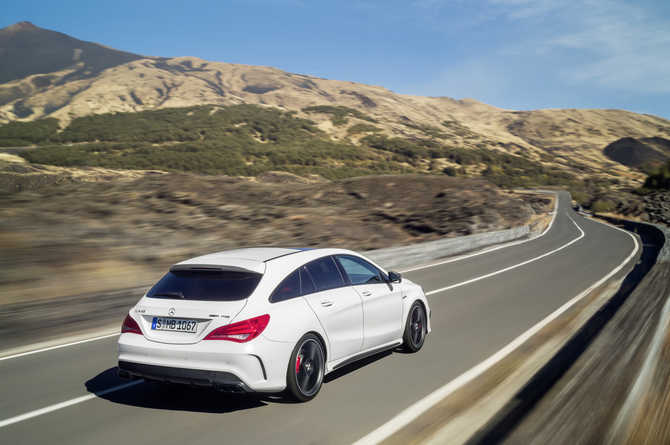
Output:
0,104,618,189
1,23,670,186
604,137,670,171
0,170,552,306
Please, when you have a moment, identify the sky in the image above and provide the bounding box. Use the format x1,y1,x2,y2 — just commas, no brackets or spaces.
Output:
3,0,670,119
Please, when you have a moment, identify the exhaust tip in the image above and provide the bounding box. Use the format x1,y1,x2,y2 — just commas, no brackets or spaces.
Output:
117,369,132,380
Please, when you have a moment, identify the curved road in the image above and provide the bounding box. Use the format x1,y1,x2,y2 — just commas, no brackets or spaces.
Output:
0,192,640,445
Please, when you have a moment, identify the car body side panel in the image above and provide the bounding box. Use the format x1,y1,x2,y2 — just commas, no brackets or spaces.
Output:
258,297,325,345
354,282,403,351
302,286,364,361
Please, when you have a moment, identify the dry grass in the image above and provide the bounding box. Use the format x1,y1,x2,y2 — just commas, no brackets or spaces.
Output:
1,56,669,182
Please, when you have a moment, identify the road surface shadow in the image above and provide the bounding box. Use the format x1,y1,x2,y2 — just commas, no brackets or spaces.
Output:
324,349,394,383
87,368,271,413
88,348,398,412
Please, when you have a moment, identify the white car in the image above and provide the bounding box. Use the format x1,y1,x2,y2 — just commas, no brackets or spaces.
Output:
117,247,431,402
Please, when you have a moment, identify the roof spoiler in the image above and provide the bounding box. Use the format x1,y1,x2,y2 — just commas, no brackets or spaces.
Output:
170,260,265,275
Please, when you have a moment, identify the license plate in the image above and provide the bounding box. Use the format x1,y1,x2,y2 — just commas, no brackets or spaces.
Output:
152,317,198,333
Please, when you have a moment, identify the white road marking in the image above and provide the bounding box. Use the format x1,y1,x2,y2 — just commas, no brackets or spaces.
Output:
0,380,143,429
352,219,640,445
0,194,629,435
426,215,584,296
0,333,120,362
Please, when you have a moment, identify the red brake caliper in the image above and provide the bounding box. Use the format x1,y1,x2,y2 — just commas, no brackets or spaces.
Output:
296,354,302,373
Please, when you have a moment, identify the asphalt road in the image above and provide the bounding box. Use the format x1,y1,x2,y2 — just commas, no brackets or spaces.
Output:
0,192,641,445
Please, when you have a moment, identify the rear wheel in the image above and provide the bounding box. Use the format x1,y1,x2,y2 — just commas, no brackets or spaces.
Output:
285,334,325,402
403,302,426,352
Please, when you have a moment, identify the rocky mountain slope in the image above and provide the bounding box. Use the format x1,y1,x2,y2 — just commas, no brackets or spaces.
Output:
2,22,670,182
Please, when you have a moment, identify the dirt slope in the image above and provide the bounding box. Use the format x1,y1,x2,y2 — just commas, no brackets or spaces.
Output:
0,167,550,305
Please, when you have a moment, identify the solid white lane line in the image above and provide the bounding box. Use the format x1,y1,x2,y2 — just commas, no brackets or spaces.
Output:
352,220,639,445
401,191,560,274
426,215,585,296
0,333,120,362
0,380,143,429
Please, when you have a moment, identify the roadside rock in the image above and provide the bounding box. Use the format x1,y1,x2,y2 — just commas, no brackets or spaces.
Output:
643,192,670,226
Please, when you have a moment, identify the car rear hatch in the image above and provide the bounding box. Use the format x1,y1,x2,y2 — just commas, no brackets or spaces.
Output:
133,262,264,344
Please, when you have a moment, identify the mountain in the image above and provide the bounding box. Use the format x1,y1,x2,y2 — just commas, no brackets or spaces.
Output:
1,22,670,181
0,22,143,86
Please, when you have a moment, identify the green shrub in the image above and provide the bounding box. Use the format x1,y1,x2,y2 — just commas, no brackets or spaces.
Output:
347,124,380,134
331,115,349,127
569,191,588,205
641,160,670,191
0,139,32,147
443,166,457,176
632,187,655,196
0,118,60,144
591,200,616,213
539,152,555,162
5,104,614,189
401,122,449,139
302,106,378,123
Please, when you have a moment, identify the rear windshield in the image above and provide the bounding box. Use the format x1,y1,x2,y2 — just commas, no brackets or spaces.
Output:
147,270,262,301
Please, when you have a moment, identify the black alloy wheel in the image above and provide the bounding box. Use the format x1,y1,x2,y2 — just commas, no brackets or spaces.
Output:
403,302,426,352
286,334,325,402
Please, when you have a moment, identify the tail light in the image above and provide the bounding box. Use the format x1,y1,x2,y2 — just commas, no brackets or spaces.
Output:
121,314,143,335
204,314,270,342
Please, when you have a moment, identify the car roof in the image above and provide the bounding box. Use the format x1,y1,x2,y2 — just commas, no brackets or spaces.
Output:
171,247,311,274
190,247,305,262
170,247,371,275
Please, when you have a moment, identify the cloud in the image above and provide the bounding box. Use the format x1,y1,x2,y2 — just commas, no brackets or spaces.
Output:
548,1,670,94
415,0,670,95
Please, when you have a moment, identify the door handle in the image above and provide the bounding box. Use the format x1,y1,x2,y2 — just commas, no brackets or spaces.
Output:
321,300,334,307
362,291,372,297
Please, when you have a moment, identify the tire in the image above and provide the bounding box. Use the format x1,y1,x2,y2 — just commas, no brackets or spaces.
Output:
403,302,426,352
285,334,325,402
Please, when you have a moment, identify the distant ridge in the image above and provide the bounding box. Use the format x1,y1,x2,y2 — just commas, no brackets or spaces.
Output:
0,21,669,180
0,21,143,85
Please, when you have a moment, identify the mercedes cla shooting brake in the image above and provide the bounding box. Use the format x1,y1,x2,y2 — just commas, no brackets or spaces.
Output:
117,247,431,401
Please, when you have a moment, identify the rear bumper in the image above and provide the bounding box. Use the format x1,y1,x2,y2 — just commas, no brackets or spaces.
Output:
117,332,293,392
117,361,253,393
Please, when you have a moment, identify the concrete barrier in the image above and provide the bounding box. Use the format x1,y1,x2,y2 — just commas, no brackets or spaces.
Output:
365,191,557,270
365,225,532,270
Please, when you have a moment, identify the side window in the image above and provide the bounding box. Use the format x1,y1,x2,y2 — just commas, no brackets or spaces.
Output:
305,257,345,291
270,269,301,303
300,267,316,295
337,255,385,285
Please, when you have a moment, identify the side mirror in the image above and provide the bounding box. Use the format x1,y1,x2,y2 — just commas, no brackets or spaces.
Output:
388,271,402,283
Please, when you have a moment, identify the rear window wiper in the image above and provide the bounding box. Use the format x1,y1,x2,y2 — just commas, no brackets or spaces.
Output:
152,292,185,299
